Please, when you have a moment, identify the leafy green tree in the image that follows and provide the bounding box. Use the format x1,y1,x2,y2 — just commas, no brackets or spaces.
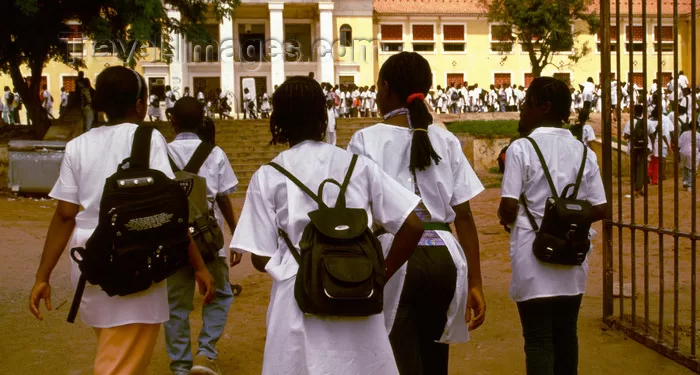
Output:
0,0,238,137
486,0,600,78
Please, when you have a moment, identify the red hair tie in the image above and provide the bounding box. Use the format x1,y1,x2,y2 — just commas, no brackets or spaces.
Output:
406,93,425,104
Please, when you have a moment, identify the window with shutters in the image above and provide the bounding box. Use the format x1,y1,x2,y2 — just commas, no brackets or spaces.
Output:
380,24,404,52
653,25,674,52
661,72,673,86
490,24,513,53
494,73,511,87
629,73,644,88
553,73,571,87
597,25,618,52
599,72,616,84
625,25,644,52
411,24,435,52
524,73,534,88
446,73,464,87
443,24,466,53
62,76,79,93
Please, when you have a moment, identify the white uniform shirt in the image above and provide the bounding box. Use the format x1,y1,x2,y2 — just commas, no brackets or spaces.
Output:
581,81,595,102
501,127,607,302
168,133,238,257
3,91,12,112
60,92,68,107
165,90,175,109
582,124,596,147
679,74,690,89
42,89,53,111
647,116,674,157
197,91,205,101
230,141,419,375
348,124,484,343
49,123,175,328
679,130,700,169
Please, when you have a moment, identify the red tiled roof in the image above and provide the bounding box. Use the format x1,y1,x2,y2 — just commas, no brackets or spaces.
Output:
373,0,485,15
372,0,697,16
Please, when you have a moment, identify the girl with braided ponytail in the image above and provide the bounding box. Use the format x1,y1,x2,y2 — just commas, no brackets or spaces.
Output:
232,76,424,375
348,52,486,375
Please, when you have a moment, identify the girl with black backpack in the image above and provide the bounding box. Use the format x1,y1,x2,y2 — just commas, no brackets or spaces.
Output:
348,52,486,375
29,66,215,375
231,76,424,375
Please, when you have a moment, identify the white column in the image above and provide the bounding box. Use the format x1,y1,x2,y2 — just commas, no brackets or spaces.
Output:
220,15,235,95
318,2,335,84
167,10,185,95
269,2,285,87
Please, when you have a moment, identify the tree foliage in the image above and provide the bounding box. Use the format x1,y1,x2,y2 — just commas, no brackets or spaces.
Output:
0,0,239,137
485,0,600,79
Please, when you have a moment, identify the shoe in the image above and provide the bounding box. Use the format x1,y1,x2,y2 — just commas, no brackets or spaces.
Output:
191,355,221,375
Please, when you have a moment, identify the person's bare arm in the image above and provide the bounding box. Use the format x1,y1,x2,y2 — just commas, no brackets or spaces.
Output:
29,201,79,320
216,194,242,267
187,235,216,304
385,212,423,280
498,197,519,230
454,201,486,331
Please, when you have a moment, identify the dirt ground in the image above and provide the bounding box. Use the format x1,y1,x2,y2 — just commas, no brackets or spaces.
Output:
0,188,697,375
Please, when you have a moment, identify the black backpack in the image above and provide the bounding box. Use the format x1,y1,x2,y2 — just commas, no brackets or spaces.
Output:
267,155,386,316
632,118,648,150
67,127,191,323
169,142,224,263
520,137,593,266
451,91,460,101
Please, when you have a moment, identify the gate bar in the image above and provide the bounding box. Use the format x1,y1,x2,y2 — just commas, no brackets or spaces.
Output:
600,0,614,319
671,0,680,351
691,0,697,357
610,222,700,240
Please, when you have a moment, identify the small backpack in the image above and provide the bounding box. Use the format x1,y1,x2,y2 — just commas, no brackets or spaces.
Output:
169,142,224,263
267,155,386,316
151,96,159,108
520,137,593,266
632,118,648,150
67,127,191,323
451,91,459,101
6,92,14,107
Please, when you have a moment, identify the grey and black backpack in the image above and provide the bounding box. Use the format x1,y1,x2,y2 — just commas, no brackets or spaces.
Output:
267,154,385,316
169,142,224,263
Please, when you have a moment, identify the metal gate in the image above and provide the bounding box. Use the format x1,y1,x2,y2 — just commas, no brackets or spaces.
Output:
599,0,699,372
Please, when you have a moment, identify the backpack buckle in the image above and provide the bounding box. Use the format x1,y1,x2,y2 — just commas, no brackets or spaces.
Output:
566,224,578,240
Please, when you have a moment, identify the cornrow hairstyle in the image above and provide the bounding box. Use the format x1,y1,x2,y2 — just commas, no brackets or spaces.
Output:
270,76,327,146
92,66,146,121
378,51,440,173
525,76,572,126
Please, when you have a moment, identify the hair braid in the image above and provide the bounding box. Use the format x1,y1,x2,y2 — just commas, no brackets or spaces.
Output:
270,76,327,145
379,52,440,172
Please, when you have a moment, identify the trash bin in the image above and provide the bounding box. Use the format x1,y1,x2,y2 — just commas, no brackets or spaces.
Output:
8,140,67,194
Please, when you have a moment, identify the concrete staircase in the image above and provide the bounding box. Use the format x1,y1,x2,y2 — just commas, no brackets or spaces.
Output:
208,118,381,195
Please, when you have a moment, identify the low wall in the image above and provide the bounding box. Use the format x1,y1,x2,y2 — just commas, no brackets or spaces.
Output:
455,135,511,171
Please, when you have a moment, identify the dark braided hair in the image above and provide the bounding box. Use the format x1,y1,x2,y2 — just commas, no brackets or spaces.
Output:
525,76,572,126
92,66,146,122
379,52,440,172
270,76,327,145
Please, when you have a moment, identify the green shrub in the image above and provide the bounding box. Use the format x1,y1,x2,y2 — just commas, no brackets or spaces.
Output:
447,120,519,139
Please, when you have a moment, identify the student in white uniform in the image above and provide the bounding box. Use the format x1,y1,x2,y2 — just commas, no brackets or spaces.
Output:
261,92,271,119
60,87,69,117
570,109,596,148
348,52,486,375
165,85,176,110
42,84,54,118
579,77,595,112
679,110,700,191
29,66,215,375
148,93,161,121
230,76,425,375
165,97,240,375
3,86,13,124
498,77,607,375
326,99,337,146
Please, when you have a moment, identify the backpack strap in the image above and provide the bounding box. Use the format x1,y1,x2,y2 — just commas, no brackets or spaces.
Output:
278,228,301,264
130,126,153,169
336,154,358,208
168,154,180,173
267,162,327,209
524,137,558,199
570,145,588,199
519,193,540,232
184,142,215,174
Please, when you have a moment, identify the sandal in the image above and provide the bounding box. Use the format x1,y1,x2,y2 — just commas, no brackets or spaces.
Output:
231,283,243,296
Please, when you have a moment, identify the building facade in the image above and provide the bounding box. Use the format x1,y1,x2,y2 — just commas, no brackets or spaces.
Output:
1,0,697,115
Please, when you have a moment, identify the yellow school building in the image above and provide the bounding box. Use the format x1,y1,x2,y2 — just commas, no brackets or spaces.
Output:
2,0,698,115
